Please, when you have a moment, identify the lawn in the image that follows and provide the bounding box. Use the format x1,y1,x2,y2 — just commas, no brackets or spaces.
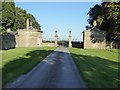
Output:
1,47,55,86
69,48,119,88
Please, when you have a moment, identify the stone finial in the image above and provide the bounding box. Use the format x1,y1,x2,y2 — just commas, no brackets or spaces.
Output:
7,28,11,33
26,19,29,30
69,31,72,37
93,20,97,27
55,31,58,37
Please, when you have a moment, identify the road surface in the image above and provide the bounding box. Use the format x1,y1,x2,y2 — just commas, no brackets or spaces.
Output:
5,47,87,88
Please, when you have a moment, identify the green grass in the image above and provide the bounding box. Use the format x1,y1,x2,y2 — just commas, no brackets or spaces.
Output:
1,47,55,86
69,48,119,88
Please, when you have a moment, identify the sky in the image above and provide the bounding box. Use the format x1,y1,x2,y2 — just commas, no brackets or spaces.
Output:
15,2,101,41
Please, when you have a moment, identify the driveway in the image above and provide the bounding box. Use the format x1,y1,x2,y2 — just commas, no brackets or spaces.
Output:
5,46,87,88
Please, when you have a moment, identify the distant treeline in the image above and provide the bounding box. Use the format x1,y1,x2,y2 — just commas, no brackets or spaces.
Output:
87,0,120,41
1,0,41,35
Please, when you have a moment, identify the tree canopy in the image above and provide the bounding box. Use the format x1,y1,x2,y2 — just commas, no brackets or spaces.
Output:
15,7,41,30
87,1,120,41
1,1,15,35
1,0,41,35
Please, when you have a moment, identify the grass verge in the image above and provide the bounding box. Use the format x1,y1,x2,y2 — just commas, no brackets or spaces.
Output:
1,47,55,86
69,48,119,88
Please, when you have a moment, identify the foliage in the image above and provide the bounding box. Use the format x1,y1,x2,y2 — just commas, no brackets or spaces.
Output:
14,7,27,29
87,1,120,41
102,1,120,41
26,13,41,30
2,0,15,35
15,7,41,30
88,4,103,28
1,0,41,35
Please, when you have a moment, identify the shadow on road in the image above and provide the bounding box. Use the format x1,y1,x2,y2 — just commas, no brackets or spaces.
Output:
2,49,53,86
3,47,88,88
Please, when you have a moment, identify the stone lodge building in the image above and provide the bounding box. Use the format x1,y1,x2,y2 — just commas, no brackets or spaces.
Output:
15,19,43,47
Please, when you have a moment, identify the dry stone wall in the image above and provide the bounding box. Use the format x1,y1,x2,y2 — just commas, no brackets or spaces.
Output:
0,34,16,50
42,43,55,47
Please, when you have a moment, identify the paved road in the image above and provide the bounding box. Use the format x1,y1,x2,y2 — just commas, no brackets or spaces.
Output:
6,47,87,88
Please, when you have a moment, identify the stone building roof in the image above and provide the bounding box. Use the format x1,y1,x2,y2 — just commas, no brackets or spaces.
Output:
8,31,18,35
17,27,43,33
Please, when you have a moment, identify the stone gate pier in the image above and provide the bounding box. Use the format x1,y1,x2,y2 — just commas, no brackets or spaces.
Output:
83,20,106,49
68,31,72,47
55,31,58,47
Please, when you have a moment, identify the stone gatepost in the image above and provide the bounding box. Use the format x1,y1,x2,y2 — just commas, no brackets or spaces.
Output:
26,18,29,30
68,31,72,47
55,31,58,47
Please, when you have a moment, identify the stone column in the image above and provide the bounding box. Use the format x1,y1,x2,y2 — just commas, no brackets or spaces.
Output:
55,31,58,47
26,18,29,30
68,31,72,47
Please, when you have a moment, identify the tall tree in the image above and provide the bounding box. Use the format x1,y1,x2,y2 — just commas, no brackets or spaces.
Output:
14,7,41,30
102,1,120,41
88,4,103,29
1,0,41,35
26,13,41,30
87,1,120,41
0,1,2,34
14,7,27,29
2,0,16,35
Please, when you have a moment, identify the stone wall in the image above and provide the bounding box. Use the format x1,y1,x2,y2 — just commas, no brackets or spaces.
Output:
16,29,42,47
41,43,55,47
106,41,120,49
83,30,106,49
0,34,16,50
72,42,83,48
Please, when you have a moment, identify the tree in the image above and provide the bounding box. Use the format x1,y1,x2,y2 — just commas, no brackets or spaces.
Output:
102,1,120,41
14,7,41,30
26,13,41,30
1,0,41,35
2,0,16,35
87,1,120,41
87,4,103,29
14,7,27,29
